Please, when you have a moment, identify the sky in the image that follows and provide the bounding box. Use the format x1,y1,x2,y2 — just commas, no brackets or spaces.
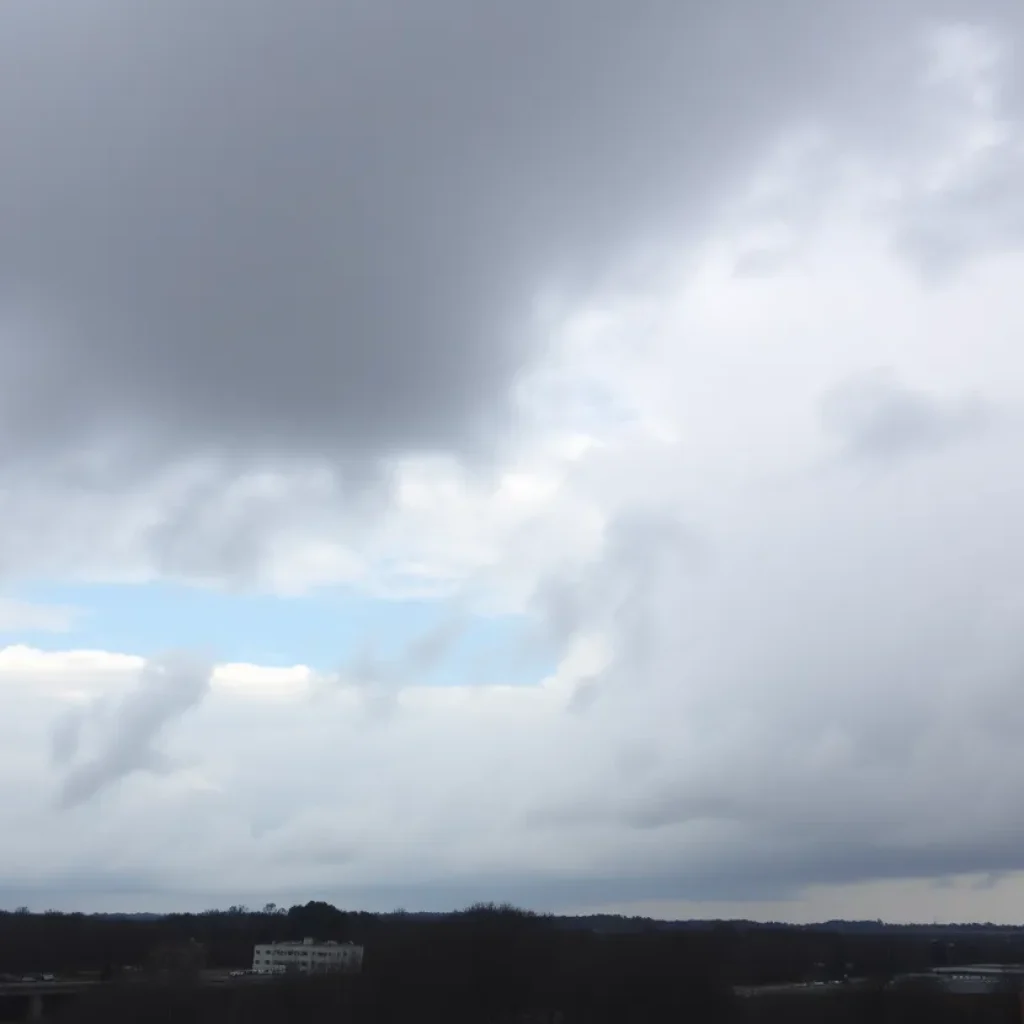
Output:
3,0,1024,924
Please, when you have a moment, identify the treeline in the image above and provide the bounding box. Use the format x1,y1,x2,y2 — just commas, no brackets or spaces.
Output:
1,903,1024,1022
5,900,1022,981
4,903,733,1023
4,900,1024,981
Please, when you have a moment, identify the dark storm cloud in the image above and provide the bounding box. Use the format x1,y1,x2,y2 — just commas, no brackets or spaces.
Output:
1,0,1007,472
11,828,1024,915
210,820,1024,908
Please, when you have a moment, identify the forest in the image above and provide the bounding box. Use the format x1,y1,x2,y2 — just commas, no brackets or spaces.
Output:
1,902,1024,1022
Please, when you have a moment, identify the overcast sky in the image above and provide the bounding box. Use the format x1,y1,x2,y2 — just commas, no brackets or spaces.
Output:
3,0,1024,923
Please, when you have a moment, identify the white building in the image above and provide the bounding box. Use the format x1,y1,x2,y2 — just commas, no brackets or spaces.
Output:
252,937,364,974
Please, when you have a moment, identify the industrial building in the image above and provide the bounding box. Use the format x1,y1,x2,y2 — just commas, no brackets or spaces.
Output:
887,963,1024,995
930,963,1024,993
251,938,363,974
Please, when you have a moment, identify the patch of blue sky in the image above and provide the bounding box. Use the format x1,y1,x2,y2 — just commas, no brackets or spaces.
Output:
0,582,556,686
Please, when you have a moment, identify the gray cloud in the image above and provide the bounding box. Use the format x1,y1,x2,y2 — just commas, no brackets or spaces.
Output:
54,653,212,808
897,146,1024,277
49,709,83,768
535,509,708,714
0,0,1009,481
337,613,468,722
890,21,1024,278
4,1,1024,921
820,371,989,462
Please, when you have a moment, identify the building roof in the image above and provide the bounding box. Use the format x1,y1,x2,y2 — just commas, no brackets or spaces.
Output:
255,938,359,948
932,964,1024,976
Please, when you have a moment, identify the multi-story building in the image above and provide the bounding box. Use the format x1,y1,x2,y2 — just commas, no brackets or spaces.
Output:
252,937,363,974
